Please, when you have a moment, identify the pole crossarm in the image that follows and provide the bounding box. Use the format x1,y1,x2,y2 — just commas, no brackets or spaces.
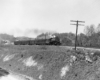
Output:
70,20,85,23
70,24,77,25
70,20,85,50
78,24,85,26
77,21,85,23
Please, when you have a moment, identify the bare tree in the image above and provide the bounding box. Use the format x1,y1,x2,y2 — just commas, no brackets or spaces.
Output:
84,25,95,36
96,24,100,33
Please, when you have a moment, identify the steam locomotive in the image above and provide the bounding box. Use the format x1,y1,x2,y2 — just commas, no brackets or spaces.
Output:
14,35,61,45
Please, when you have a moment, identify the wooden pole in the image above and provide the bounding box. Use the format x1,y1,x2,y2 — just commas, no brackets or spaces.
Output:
70,20,85,50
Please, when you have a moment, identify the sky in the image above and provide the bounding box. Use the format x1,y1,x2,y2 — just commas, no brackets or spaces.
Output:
0,0,100,38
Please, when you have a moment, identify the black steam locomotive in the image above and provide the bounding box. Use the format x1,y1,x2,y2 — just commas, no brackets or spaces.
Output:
14,36,61,45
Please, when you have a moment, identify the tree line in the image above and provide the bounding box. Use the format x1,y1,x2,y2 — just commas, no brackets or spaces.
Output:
77,24,100,48
53,24,100,48
1,24,100,48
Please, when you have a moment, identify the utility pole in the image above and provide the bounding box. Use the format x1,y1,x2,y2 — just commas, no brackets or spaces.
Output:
70,20,85,51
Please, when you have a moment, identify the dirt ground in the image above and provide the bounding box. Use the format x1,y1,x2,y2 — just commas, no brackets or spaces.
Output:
0,45,100,80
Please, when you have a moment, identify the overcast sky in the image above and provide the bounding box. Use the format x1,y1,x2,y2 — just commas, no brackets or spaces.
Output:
0,0,100,37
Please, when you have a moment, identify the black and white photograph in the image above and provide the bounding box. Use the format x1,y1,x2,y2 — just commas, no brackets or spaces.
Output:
0,0,100,80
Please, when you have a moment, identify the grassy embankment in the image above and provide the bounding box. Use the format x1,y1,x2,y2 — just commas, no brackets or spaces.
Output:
0,45,100,80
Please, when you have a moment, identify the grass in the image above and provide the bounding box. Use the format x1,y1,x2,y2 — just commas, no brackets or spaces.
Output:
0,45,100,80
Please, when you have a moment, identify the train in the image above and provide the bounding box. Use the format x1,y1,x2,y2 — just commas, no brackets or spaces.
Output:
14,35,61,45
